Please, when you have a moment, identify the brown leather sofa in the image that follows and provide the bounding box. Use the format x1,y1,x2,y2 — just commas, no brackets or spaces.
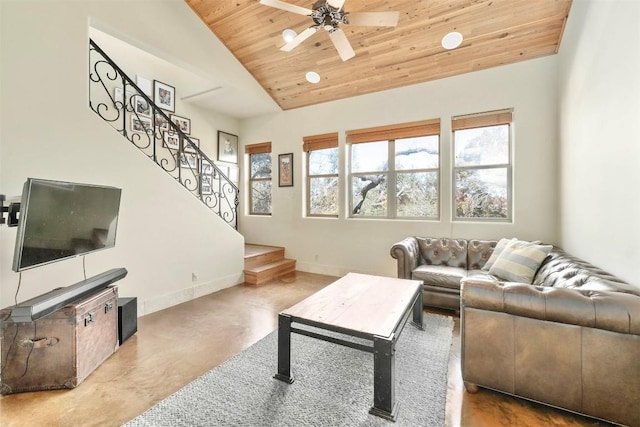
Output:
391,237,640,425
462,247,640,426
390,237,497,311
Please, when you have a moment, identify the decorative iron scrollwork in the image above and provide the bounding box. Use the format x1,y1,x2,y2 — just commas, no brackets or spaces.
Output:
88,40,239,229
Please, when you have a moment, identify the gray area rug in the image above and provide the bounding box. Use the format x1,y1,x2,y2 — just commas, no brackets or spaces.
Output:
124,313,454,427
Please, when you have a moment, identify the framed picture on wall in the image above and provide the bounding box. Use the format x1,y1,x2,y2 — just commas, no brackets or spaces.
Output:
131,116,152,134
163,131,180,150
217,131,238,164
114,86,134,110
133,95,151,117
183,137,200,154
229,166,239,183
170,114,191,135
153,80,175,112
155,112,170,131
278,153,293,187
201,159,214,175
136,75,152,97
179,153,199,170
201,176,213,195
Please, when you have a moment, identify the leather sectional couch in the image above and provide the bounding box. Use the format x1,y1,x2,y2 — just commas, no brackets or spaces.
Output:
390,237,640,426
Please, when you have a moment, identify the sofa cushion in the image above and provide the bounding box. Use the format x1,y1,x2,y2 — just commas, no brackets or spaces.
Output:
416,237,467,268
489,240,552,284
481,238,515,271
413,265,466,289
467,240,498,270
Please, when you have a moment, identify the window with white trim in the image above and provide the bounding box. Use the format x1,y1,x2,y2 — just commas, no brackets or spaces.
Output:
346,119,440,219
304,132,339,217
452,110,513,220
246,141,272,215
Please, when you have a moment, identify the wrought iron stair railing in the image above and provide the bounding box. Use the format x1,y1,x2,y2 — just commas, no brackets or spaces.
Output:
88,39,238,229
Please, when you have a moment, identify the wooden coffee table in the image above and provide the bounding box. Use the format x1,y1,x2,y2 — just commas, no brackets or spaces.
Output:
273,272,423,421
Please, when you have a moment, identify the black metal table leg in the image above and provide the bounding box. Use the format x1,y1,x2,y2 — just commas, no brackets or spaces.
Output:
273,314,294,384
369,334,398,421
411,287,424,330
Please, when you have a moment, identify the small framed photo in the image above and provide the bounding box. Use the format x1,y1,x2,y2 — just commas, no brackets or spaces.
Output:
154,80,175,112
201,159,214,175
278,153,293,187
201,178,213,195
114,87,134,110
170,114,191,135
131,116,152,134
179,153,199,170
229,167,239,183
183,137,200,154
137,75,152,97
163,131,180,150
133,95,151,117
155,112,170,131
217,131,238,164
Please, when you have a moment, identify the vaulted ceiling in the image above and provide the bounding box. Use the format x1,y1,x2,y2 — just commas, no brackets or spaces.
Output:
186,0,572,111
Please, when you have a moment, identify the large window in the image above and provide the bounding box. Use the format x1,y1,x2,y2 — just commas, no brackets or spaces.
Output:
246,142,272,215
346,119,440,219
304,132,339,217
452,110,512,220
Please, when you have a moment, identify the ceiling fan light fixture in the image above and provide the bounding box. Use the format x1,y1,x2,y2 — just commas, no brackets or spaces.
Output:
305,71,321,84
282,29,297,42
442,31,463,50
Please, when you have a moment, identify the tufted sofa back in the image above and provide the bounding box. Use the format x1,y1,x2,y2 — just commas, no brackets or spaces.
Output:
467,240,497,270
416,238,467,268
532,248,640,295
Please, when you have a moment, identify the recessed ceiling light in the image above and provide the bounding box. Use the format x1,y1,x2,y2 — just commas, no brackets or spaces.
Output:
442,31,463,50
282,29,297,43
305,71,321,84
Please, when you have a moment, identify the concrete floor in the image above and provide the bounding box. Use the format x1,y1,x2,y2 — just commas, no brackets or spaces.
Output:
0,271,610,426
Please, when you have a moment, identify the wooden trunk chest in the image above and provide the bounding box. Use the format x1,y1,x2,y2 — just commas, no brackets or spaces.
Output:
0,286,119,394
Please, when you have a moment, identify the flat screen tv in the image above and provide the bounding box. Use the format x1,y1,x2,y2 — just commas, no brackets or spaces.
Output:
12,178,122,272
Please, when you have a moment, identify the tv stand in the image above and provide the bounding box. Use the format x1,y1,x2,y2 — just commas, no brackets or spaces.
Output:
0,286,120,394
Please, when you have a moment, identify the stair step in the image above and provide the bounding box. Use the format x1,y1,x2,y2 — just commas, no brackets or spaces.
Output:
244,259,296,285
244,244,285,270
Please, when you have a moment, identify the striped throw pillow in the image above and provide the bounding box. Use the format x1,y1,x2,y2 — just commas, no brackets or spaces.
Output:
481,238,515,271
488,240,552,283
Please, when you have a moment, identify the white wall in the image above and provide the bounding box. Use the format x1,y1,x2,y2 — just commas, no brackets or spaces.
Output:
557,0,640,285
0,0,247,314
240,57,559,277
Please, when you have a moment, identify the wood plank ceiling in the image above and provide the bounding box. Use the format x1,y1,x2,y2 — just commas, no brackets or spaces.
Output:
185,0,572,111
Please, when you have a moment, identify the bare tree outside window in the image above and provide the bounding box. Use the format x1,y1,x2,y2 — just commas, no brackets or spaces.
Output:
453,122,511,220
307,147,339,216
349,136,439,219
250,153,272,215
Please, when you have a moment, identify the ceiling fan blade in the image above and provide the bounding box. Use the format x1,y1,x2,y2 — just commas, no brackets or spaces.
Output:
326,0,346,10
281,26,319,52
346,11,400,27
328,28,355,61
259,0,312,16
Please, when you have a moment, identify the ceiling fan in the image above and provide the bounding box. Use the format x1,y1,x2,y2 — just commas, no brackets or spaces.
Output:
259,0,400,61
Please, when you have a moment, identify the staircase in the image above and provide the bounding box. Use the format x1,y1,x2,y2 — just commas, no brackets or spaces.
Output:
88,39,238,229
244,244,296,285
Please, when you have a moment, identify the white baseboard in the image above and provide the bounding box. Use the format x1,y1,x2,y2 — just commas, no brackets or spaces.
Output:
137,272,244,316
295,261,376,278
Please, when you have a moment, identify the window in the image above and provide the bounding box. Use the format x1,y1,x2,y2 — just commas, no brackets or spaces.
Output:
304,132,339,217
346,119,440,219
452,110,512,220
246,142,272,215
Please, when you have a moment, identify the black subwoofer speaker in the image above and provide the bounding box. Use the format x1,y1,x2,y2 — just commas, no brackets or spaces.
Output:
118,297,137,345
